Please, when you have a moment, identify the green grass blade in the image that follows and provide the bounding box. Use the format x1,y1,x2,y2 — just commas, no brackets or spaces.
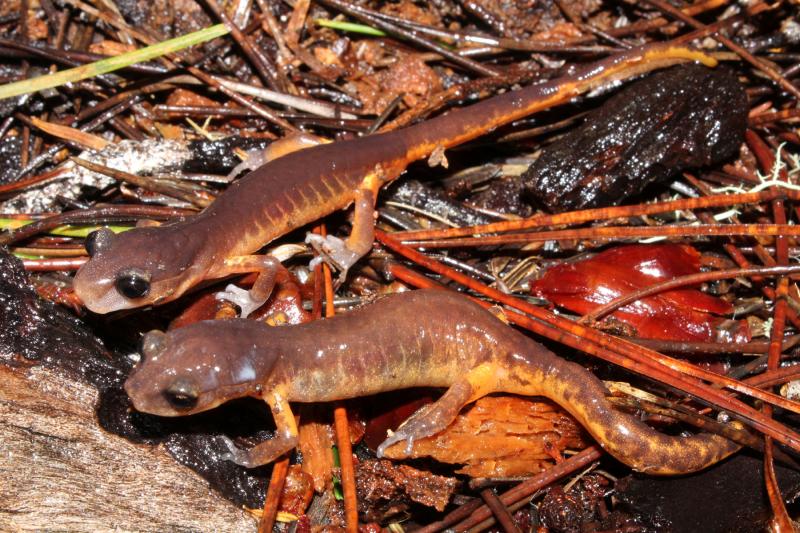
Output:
0,218,131,237
0,24,230,101
315,19,386,36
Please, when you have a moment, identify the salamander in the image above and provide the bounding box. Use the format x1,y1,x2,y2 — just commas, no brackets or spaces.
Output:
124,289,739,474
74,44,717,316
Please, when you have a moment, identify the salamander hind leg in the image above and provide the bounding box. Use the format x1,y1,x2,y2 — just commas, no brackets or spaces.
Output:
306,169,389,282
228,133,329,179
377,378,473,458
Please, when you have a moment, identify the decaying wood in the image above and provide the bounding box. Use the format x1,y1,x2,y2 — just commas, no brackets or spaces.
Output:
382,395,587,478
0,362,257,533
356,459,458,519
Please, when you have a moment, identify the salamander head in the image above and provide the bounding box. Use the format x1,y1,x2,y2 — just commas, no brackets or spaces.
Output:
73,226,205,313
124,321,275,416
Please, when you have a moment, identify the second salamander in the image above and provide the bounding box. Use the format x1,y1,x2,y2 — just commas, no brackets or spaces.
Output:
125,289,739,474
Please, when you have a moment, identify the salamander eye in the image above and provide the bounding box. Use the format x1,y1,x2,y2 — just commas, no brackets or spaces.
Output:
138,330,166,362
84,228,114,257
164,378,199,410
115,268,151,299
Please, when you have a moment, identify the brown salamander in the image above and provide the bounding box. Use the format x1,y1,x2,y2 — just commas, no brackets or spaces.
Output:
124,289,739,474
74,44,716,316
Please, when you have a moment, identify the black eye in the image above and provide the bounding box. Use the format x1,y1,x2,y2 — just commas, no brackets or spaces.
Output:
164,379,198,410
85,228,113,257
115,269,151,299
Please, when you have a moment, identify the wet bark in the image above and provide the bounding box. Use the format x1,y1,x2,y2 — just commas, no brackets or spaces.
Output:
0,362,256,532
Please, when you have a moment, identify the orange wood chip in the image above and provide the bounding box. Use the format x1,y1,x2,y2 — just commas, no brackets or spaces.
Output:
382,395,587,478
297,407,336,493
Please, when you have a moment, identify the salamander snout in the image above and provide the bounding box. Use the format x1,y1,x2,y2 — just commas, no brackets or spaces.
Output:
75,225,200,314
124,322,261,417
138,330,166,359
74,228,159,313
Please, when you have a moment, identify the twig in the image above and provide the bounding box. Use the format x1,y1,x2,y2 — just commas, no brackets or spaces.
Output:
400,223,800,248
315,0,501,77
452,447,603,532
395,189,798,242
479,489,520,533
0,205,192,245
258,457,290,533
202,0,282,91
316,227,359,533
642,0,800,100
334,406,358,533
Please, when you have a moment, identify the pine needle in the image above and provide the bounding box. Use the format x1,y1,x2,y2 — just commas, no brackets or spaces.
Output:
0,24,230,101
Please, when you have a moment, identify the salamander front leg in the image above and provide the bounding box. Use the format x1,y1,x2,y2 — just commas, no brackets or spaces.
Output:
215,255,288,317
306,172,382,282
221,390,299,468
377,378,473,457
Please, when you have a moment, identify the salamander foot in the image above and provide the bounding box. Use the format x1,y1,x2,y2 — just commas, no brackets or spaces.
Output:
215,284,265,318
377,430,415,458
376,379,472,458
305,233,361,280
226,149,266,180
219,433,297,468
218,435,260,468
376,403,439,458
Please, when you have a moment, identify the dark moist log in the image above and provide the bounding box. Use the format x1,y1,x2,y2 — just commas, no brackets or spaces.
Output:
0,248,260,530
522,64,747,212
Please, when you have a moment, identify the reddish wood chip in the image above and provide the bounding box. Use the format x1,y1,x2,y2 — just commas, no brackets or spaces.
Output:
356,459,458,516
279,465,315,517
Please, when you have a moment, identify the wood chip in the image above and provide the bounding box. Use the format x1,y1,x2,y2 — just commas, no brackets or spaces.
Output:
382,395,587,478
